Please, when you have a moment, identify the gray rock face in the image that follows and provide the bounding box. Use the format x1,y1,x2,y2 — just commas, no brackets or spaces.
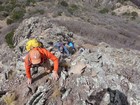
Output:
13,17,69,54
13,17,52,46
25,41,139,104
0,43,16,85
1,16,140,105
13,17,140,105
68,42,140,104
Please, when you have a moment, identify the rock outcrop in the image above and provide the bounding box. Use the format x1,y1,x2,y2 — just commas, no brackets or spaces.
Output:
0,0,140,104
2,17,138,105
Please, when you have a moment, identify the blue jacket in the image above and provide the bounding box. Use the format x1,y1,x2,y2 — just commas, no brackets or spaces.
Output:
68,42,75,49
54,42,70,56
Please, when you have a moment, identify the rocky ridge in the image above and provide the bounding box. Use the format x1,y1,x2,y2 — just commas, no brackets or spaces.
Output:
0,16,140,105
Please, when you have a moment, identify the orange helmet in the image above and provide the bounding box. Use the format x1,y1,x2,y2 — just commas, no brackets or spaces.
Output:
29,49,41,64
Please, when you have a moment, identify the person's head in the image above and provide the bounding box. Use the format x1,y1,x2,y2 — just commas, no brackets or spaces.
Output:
67,38,71,43
67,32,73,37
29,49,41,65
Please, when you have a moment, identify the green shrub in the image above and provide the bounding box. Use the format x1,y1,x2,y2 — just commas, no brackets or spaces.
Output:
122,11,138,20
36,9,45,14
60,1,68,7
3,0,18,12
131,11,138,17
10,7,25,21
57,11,63,16
4,4,15,13
70,4,78,10
99,8,109,14
30,9,45,15
0,5,4,11
122,12,130,16
111,12,116,15
68,4,78,14
5,30,14,48
0,1,2,5
87,19,90,22
9,0,17,6
3,0,26,13
130,11,138,20
131,16,136,20
6,18,14,25
26,0,36,6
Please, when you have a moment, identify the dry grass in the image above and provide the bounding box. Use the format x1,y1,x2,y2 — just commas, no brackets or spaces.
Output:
8,70,16,80
2,92,17,105
50,83,61,99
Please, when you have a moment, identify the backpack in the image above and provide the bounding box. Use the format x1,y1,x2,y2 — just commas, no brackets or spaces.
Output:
26,39,43,51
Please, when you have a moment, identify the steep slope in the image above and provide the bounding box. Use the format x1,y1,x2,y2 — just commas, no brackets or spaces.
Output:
0,0,140,105
54,14,140,50
0,17,139,105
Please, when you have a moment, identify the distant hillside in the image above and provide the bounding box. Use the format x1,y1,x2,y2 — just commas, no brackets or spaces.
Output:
0,0,140,50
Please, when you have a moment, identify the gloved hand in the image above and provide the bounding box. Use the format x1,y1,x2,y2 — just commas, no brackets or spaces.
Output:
52,71,59,80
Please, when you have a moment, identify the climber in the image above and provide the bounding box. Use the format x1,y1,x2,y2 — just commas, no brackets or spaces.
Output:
67,39,76,55
24,47,59,85
54,41,70,57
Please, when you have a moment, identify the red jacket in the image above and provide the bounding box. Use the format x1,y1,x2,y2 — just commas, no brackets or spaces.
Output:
24,47,58,79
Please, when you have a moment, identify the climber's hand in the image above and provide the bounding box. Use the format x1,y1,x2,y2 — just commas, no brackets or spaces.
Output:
27,78,32,85
52,71,59,80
